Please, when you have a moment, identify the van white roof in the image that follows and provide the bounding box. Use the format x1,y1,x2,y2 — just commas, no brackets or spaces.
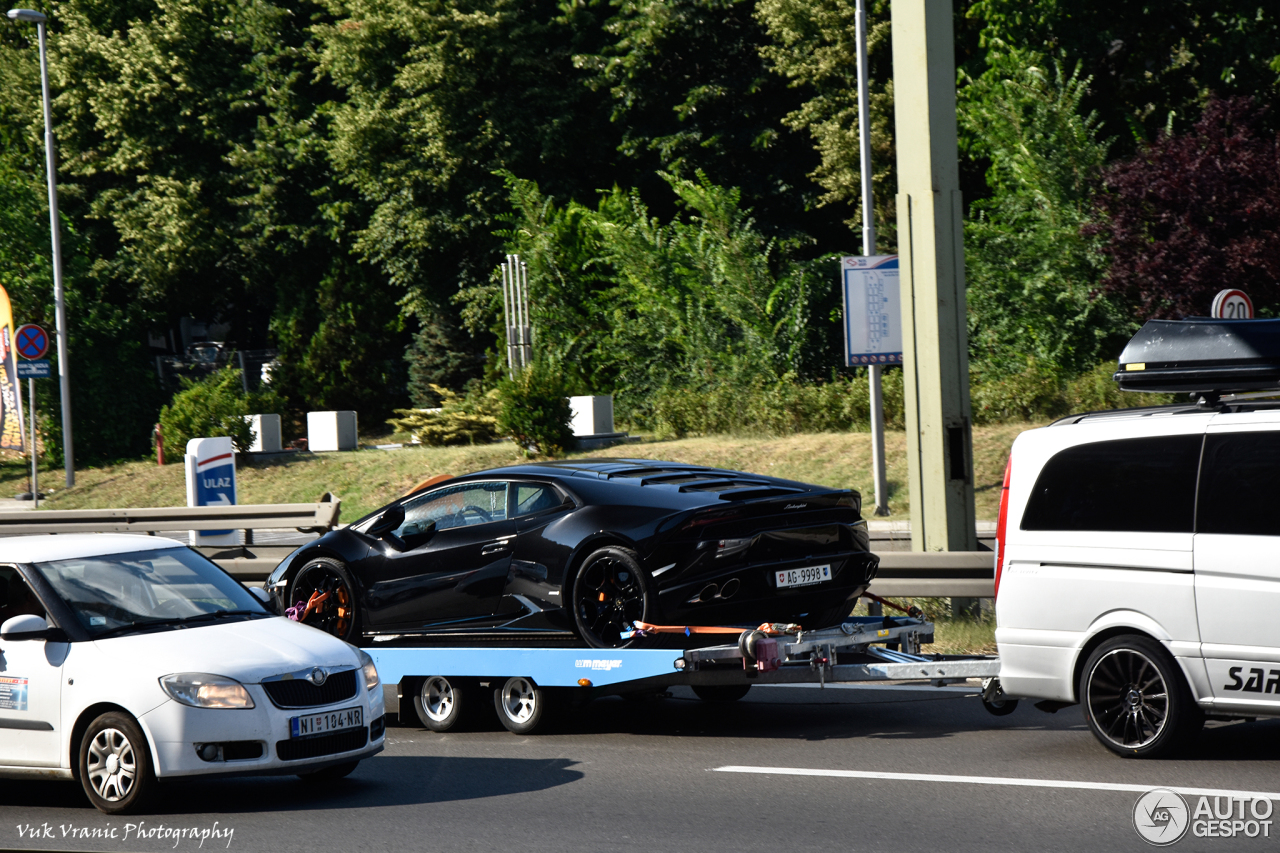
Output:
0,533,187,564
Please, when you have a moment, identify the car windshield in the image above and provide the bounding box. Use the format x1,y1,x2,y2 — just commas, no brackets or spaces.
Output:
30,547,268,638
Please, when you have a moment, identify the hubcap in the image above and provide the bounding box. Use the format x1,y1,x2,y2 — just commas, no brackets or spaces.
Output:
1087,649,1169,749
423,677,455,722
499,678,536,724
86,728,136,802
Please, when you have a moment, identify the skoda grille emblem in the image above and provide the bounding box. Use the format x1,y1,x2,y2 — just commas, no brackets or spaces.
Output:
308,667,328,687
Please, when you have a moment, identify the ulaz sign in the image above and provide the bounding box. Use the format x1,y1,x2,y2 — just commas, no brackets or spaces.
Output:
185,436,238,546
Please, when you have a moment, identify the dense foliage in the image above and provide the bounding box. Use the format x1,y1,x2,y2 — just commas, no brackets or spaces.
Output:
1,0,1278,463
1091,97,1280,319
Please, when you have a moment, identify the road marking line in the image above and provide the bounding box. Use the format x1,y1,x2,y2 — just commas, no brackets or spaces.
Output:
712,766,1280,800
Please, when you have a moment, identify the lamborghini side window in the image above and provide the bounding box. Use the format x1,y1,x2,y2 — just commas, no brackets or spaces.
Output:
512,484,564,518
397,482,509,536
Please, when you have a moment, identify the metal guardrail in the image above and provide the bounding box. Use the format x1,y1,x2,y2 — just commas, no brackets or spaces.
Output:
0,499,994,595
0,498,342,581
866,551,995,598
0,498,340,535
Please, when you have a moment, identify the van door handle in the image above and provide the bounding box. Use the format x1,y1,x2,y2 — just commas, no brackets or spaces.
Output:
481,540,511,555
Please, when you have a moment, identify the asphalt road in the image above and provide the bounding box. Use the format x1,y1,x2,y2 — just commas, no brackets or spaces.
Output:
3,683,1279,853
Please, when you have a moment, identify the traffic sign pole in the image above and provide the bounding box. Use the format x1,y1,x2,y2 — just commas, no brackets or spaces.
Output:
29,378,37,508
14,325,51,505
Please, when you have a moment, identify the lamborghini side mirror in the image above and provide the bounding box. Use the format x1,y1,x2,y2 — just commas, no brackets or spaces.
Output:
368,505,406,538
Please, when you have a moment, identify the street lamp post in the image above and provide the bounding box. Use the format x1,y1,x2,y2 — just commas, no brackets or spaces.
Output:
7,8,74,488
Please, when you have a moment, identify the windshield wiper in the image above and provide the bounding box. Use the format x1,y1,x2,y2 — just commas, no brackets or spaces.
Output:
91,609,265,639
93,618,191,639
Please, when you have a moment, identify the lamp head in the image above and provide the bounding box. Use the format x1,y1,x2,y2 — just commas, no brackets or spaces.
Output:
7,9,48,23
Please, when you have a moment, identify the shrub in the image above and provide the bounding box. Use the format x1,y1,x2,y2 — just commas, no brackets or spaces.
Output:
969,360,1069,425
158,365,281,459
496,363,574,457
386,384,500,446
646,369,906,438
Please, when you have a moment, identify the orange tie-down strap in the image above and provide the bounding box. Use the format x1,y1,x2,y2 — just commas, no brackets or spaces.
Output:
623,621,802,639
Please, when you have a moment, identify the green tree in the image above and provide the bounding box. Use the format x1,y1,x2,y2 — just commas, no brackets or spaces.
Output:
472,172,833,421
960,50,1127,378
967,0,1280,150
42,0,409,432
579,0,841,245
316,0,616,317
755,0,895,244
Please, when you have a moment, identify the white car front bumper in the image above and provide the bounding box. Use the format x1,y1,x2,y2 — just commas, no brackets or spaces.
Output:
140,679,385,779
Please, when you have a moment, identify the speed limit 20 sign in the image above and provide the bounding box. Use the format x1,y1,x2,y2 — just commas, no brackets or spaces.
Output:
1211,289,1254,320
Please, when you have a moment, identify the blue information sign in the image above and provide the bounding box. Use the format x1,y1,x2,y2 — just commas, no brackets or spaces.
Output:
16,359,50,379
841,255,902,366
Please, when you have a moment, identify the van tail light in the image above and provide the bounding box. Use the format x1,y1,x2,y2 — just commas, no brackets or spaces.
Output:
994,455,1012,599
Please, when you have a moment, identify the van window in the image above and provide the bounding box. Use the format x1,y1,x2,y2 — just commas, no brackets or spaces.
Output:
1021,435,1202,533
1198,432,1280,535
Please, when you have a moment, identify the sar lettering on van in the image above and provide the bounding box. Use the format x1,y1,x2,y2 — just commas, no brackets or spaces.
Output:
1222,666,1276,693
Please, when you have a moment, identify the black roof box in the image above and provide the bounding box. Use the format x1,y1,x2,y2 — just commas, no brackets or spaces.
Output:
1114,318,1280,393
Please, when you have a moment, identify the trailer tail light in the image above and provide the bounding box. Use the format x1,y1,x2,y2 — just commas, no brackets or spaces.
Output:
994,455,1012,599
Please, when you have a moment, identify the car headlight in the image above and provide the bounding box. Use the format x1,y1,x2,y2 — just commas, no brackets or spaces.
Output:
356,648,379,692
160,673,255,709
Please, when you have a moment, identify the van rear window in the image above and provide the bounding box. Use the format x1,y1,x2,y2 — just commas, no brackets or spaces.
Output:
1021,435,1202,533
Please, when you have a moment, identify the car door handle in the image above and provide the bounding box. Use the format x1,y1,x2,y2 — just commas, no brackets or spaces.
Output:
481,540,512,555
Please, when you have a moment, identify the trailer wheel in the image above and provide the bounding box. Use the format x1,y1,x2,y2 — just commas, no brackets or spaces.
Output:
1080,635,1203,758
692,684,752,702
414,676,466,732
494,677,557,734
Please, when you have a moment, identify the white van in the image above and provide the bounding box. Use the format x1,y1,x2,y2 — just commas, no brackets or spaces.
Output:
994,317,1280,757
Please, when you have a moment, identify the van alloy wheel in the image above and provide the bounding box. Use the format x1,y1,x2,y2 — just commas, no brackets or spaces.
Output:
1080,635,1202,758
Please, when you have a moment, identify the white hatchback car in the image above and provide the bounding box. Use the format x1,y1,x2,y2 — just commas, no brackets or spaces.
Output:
0,534,385,812
995,317,1280,757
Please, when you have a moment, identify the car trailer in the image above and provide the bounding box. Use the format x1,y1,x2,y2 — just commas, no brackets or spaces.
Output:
366,616,1008,735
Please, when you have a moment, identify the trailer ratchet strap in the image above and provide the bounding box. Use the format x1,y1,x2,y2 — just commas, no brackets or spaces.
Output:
862,592,924,620
623,620,802,639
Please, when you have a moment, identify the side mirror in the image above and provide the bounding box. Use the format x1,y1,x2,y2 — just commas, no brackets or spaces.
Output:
368,505,406,538
1,614,55,641
249,587,277,613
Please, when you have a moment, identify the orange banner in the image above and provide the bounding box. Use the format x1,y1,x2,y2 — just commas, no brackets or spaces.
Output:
0,287,25,451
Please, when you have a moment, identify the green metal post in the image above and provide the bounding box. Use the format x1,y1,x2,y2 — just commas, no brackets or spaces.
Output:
891,0,976,551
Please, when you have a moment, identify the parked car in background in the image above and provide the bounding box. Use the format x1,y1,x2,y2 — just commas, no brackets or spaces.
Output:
0,534,384,813
267,459,879,649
